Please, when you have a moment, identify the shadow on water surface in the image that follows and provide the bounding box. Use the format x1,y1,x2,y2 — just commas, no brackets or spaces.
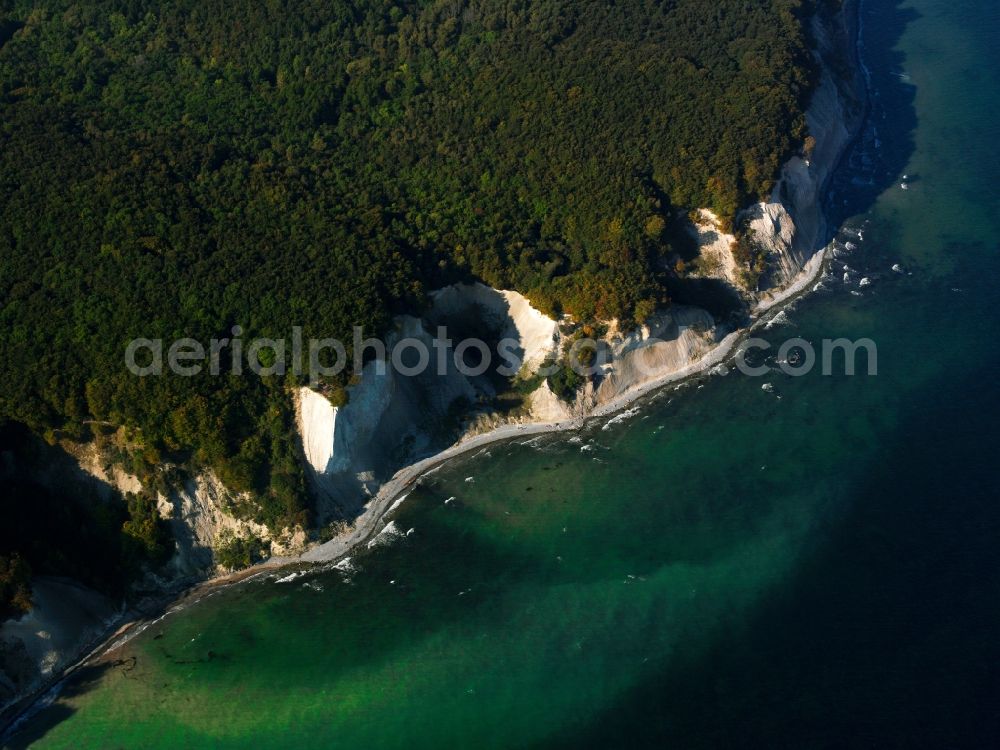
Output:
823,0,920,231
2,664,112,749
638,0,920,322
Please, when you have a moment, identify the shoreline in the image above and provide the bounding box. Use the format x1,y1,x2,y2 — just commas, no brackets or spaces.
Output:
301,242,832,565
0,239,836,740
1,0,867,737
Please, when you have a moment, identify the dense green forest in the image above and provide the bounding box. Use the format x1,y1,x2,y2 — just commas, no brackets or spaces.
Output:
0,0,818,534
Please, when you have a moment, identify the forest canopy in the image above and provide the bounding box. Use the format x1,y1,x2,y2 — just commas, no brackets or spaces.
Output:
0,0,817,525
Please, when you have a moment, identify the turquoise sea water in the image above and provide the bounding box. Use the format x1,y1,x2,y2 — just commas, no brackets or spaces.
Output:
7,0,1000,746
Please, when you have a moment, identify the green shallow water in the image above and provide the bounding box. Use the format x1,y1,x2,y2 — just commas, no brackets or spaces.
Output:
8,0,1000,746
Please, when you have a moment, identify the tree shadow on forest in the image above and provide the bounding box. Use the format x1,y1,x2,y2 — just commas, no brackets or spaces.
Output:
822,0,920,237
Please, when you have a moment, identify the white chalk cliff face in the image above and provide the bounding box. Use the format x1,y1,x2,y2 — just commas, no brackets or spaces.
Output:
297,284,559,521
688,209,742,288
299,387,338,475
746,7,865,293
431,284,559,372
589,307,719,405
684,6,864,299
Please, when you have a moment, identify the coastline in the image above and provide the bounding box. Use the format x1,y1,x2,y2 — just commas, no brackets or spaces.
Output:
1,0,867,738
0,238,837,741
300,242,832,566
